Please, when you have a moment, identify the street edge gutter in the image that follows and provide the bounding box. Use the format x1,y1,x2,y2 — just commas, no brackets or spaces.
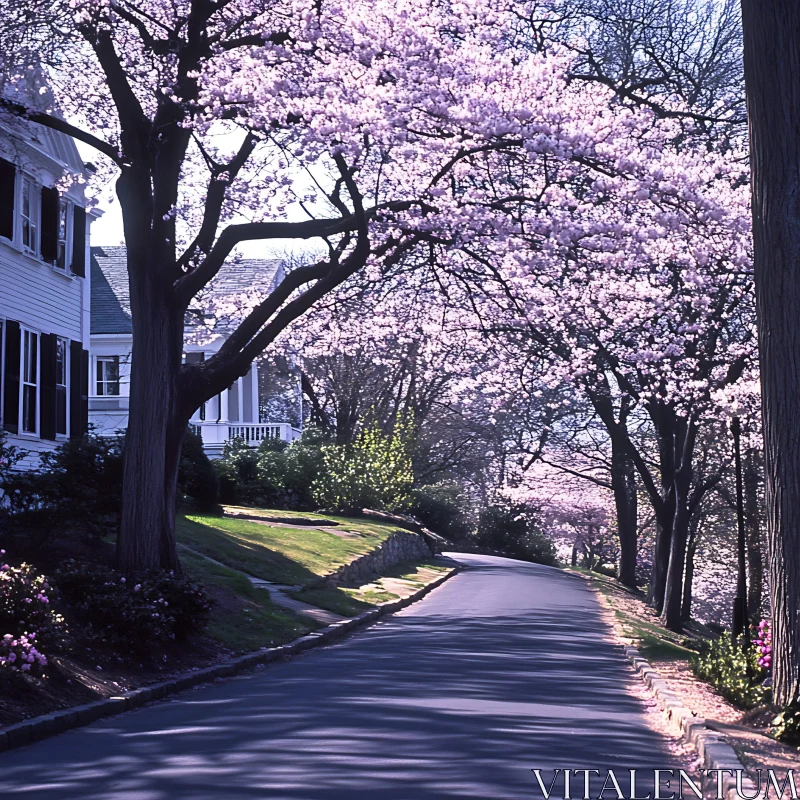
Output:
0,566,460,754
623,643,757,800
569,569,756,800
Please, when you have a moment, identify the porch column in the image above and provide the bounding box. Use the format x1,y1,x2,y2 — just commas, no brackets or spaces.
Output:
220,388,229,422
251,364,260,423
237,377,245,423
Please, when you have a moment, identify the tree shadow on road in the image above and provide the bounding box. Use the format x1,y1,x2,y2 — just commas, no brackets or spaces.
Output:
0,559,686,800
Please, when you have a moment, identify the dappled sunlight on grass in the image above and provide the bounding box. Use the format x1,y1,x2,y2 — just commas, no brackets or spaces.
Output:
180,550,319,652
177,512,396,584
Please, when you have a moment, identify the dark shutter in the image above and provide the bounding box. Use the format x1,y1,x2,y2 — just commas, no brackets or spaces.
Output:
71,206,86,277
40,187,60,264
80,348,89,436
69,340,83,439
3,321,21,434
0,158,15,241
39,333,57,440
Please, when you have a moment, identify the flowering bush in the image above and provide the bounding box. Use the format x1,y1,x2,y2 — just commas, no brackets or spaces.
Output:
754,619,772,670
0,554,66,676
0,633,48,674
692,632,768,709
54,560,213,655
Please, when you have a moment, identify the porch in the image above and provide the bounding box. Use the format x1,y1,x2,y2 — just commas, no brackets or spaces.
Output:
189,421,303,458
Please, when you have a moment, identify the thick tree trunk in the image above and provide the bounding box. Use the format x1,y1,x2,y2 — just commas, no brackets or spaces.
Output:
116,238,186,573
731,417,749,642
681,515,700,623
611,437,638,588
744,448,764,625
741,0,800,707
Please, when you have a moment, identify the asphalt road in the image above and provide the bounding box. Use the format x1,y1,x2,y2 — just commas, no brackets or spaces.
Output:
0,554,683,799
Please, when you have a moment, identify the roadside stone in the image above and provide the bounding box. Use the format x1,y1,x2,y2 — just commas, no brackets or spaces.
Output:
323,530,432,588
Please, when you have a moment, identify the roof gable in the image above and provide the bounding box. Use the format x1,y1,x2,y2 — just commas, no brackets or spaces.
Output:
90,246,283,335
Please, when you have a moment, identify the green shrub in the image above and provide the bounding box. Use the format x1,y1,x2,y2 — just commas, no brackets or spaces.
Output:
54,560,213,655
771,703,800,745
475,500,557,565
692,632,768,709
214,438,261,504
213,428,328,510
280,428,326,509
410,481,474,540
312,416,414,514
1,432,123,542
0,433,24,539
179,429,220,512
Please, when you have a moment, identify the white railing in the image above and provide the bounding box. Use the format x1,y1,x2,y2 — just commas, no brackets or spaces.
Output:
189,422,302,448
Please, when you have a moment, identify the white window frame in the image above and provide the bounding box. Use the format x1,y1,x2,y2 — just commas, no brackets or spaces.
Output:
96,356,121,397
55,199,72,273
20,328,39,437
55,336,69,438
19,175,40,257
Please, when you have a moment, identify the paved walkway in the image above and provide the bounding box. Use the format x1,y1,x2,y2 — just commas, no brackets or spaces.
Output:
0,554,682,799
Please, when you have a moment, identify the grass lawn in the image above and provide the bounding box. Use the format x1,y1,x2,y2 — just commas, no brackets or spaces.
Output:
288,560,451,617
180,548,320,652
176,506,402,587
573,567,700,661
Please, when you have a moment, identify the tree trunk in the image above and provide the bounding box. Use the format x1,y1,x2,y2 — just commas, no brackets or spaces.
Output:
681,515,700,623
649,508,674,613
731,417,749,643
116,237,186,573
741,0,800,707
661,468,692,631
744,448,764,625
648,405,678,614
611,436,638,588
661,419,696,631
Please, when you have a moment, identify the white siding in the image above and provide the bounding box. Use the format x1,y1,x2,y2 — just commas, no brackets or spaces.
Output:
0,240,83,341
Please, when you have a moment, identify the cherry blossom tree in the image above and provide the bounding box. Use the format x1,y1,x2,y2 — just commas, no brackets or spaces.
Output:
1,0,617,572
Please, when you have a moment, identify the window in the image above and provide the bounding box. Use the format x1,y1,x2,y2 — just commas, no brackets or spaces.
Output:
21,329,38,434
56,337,68,435
20,177,39,254
56,200,71,271
96,356,120,396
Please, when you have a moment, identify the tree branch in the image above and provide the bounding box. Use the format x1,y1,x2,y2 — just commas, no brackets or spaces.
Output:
0,98,122,166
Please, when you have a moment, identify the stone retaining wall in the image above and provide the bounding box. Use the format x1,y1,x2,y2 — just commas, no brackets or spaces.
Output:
324,530,433,587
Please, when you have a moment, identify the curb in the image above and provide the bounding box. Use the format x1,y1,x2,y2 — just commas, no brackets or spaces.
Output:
623,644,756,799
0,567,459,754
570,568,756,799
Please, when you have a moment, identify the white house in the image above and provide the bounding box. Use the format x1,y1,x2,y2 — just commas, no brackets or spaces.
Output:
0,110,92,468
89,246,302,457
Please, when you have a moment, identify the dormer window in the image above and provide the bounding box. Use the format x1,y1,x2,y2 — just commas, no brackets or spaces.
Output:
20,176,39,255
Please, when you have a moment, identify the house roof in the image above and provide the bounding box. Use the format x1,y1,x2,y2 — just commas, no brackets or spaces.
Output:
91,246,132,334
90,246,283,335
